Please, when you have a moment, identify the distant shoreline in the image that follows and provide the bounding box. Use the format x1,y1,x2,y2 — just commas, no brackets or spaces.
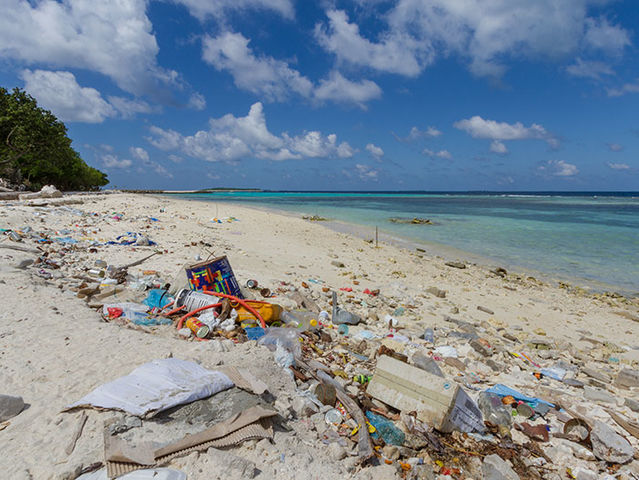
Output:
162,192,638,297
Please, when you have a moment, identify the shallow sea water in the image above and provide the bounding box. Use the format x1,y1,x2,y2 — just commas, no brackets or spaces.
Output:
179,192,639,294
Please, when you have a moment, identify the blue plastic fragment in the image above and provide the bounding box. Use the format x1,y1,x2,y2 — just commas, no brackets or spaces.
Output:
485,384,554,409
366,411,405,446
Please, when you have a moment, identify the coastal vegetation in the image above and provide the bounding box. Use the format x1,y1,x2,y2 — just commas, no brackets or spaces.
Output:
0,87,108,191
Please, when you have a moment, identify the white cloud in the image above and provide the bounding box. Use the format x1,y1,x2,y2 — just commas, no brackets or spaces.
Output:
107,96,156,118
187,93,206,111
141,159,174,178
584,17,631,55
607,78,639,97
355,163,379,180
607,143,623,152
170,0,294,21
314,71,382,108
315,9,427,77
101,154,132,169
21,69,116,123
395,126,442,142
202,32,380,107
565,58,615,80
423,148,452,159
538,160,579,177
130,147,149,162
147,126,183,151
285,132,355,159
454,115,558,150
607,162,630,170
147,102,355,162
490,141,508,154
202,32,313,102
0,0,177,96
315,2,631,78
365,143,384,158
168,154,184,163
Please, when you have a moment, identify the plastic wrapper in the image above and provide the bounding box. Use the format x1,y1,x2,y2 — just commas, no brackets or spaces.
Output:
257,327,301,357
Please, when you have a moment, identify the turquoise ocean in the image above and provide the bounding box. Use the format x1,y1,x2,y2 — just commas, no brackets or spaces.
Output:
179,192,639,294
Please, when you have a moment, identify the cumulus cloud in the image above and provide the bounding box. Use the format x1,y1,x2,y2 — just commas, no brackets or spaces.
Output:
365,143,384,158
583,17,631,55
0,0,177,97
21,69,116,123
538,160,579,177
394,126,442,142
108,96,157,118
187,93,206,111
315,9,427,77
565,58,615,80
202,32,380,108
147,102,355,162
454,116,558,151
489,141,508,154
147,127,183,151
138,158,174,178
423,148,452,159
355,163,379,180
170,0,294,21
315,2,630,79
607,162,630,170
203,32,313,102
130,147,150,162
314,71,382,108
101,154,132,169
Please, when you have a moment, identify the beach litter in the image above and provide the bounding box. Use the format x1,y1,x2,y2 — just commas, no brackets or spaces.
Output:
4,193,639,480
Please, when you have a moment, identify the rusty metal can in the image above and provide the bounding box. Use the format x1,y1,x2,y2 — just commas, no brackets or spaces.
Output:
186,317,210,338
246,279,258,289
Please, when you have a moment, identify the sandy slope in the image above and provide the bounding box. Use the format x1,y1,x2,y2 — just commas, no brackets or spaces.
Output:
1,192,638,479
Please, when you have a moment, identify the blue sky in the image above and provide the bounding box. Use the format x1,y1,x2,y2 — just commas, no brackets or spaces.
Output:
1,0,638,191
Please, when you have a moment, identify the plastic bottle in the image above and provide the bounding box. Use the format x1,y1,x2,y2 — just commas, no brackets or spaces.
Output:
280,310,320,331
477,392,512,437
423,327,434,343
365,411,406,446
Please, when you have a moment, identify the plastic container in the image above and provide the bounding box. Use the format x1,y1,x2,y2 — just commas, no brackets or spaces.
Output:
281,310,320,331
423,327,434,343
233,301,282,324
478,392,513,435
175,289,219,311
366,411,405,446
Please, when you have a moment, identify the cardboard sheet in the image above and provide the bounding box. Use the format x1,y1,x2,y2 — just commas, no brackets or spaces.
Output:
105,406,276,478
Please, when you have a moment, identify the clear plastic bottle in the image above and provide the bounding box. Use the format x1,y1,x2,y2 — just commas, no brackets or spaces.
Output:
477,392,512,437
280,310,320,331
423,327,434,343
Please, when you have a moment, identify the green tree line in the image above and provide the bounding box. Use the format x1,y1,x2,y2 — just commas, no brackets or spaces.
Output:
0,87,108,191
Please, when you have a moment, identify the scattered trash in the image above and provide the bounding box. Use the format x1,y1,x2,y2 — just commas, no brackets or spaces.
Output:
4,193,639,480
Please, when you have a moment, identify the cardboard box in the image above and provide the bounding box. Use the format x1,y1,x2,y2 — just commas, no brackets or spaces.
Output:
366,355,484,433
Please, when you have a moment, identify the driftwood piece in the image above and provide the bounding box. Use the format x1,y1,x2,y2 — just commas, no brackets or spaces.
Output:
0,243,41,254
295,356,373,463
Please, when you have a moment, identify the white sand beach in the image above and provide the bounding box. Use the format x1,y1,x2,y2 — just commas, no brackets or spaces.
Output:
1,192,639,480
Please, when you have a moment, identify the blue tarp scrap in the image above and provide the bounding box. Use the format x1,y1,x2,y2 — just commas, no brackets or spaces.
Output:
485,384,554,409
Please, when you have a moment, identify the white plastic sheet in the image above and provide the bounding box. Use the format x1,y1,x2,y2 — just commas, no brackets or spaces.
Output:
67,358,234,416
76,468,186,480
